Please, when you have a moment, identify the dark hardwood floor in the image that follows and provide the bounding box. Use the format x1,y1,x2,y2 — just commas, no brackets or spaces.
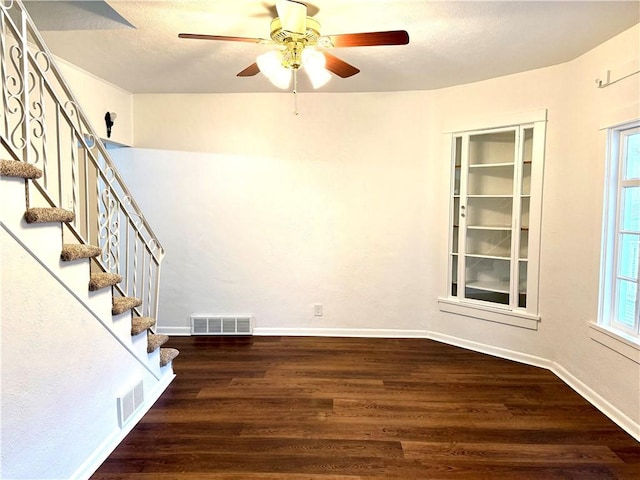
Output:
91,336,640,479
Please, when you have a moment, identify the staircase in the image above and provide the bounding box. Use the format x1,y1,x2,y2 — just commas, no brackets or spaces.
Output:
1,158,179,369
1,1,178,478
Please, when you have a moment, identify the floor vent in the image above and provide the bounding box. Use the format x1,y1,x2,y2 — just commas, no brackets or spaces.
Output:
117,380,144,428
191,315,254,335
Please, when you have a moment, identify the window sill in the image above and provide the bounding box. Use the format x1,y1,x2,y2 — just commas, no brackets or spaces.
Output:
438,297,540,330
588,323,640,364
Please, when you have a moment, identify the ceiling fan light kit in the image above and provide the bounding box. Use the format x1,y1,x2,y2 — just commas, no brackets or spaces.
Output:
178,0,409,90
257,50,292,89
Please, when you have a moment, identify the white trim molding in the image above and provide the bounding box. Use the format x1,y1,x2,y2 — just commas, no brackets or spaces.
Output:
429,330,640,443
589,322,640,364
159,326,639,441
600,102,640,130
426,330,550,368
443,108,547,134
552,363,640,442
438,297,541,330
156,325,192,336
253,327,428,338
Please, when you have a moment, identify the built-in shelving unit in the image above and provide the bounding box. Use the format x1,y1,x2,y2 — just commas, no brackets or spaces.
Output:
447,124,544,316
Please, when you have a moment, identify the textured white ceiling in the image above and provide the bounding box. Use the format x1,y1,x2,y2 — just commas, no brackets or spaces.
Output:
24,1,640,94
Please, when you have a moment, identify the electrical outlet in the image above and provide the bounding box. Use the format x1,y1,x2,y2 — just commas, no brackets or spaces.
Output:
313,304,323,316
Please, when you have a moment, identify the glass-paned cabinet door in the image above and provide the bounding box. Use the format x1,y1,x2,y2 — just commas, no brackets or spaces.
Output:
448,123,544,315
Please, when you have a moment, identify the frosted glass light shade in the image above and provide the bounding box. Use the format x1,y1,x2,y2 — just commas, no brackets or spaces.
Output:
257,51,292,89
302,48,331,89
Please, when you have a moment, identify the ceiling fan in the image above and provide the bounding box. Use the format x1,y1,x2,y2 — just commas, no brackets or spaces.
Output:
178,0,409,90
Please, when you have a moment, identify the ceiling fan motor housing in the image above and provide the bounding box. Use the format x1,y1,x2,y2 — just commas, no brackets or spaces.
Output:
270,16,321,46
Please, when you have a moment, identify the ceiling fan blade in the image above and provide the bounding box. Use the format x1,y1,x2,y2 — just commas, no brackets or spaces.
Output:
237,62,260,77
322,51,360,78
325,30,409,48
178,33,264,43
258,1,318,18
276,0,307,34
303,2,319,17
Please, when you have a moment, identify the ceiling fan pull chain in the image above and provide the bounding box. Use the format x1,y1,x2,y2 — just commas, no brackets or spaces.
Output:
293,68,299,115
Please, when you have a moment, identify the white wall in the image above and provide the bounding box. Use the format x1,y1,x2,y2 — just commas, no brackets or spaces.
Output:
115,90,434,336
429,24,640,435
57,58,133,146
0,227,158,479
115,25,640,435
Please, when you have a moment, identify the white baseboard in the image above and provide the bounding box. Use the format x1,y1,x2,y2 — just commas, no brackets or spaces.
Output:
551,363,640,442
159,326,427,338
156,325,191,336
71,372,176,480
252,327,428,338
426,330,552,369
156,325,640,441
427,330,640,443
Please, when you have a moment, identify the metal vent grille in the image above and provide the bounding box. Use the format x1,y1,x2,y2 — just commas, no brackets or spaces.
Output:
190,315,253,335
117,380,144,428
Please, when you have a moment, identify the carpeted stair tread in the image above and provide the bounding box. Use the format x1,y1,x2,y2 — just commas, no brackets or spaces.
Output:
147,333,169,353
112,296,142,315
61,244,101,261
0,159,43,179
131,317,156,336
89,272,122,291
159,348,179,367
24,207,74,224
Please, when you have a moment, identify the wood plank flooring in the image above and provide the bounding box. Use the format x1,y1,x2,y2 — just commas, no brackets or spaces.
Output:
91,336,640,479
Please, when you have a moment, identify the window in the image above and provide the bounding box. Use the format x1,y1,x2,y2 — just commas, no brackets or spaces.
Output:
439,117,546,330
599,121,640,340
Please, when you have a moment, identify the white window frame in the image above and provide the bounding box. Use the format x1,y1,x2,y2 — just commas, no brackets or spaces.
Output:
598,121,640,345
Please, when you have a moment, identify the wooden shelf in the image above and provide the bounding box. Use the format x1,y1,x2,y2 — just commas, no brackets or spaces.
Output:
467,224,512,230
467,225,511,231
465,253,510,261
465,281,510,294
449,123,542,313
466,194,513,198
469,162,515,168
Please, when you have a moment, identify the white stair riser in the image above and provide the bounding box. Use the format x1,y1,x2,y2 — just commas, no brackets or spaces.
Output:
2,176,131,349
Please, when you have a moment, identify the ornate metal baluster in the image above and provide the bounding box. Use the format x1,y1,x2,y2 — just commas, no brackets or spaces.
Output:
1,0,165,328
7,43,25,152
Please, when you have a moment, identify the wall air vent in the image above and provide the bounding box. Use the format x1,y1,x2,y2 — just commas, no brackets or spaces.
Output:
117,380,144,428
191,315,254,335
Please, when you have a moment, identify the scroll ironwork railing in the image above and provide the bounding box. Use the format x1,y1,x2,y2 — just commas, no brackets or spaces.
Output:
0,0,164,322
